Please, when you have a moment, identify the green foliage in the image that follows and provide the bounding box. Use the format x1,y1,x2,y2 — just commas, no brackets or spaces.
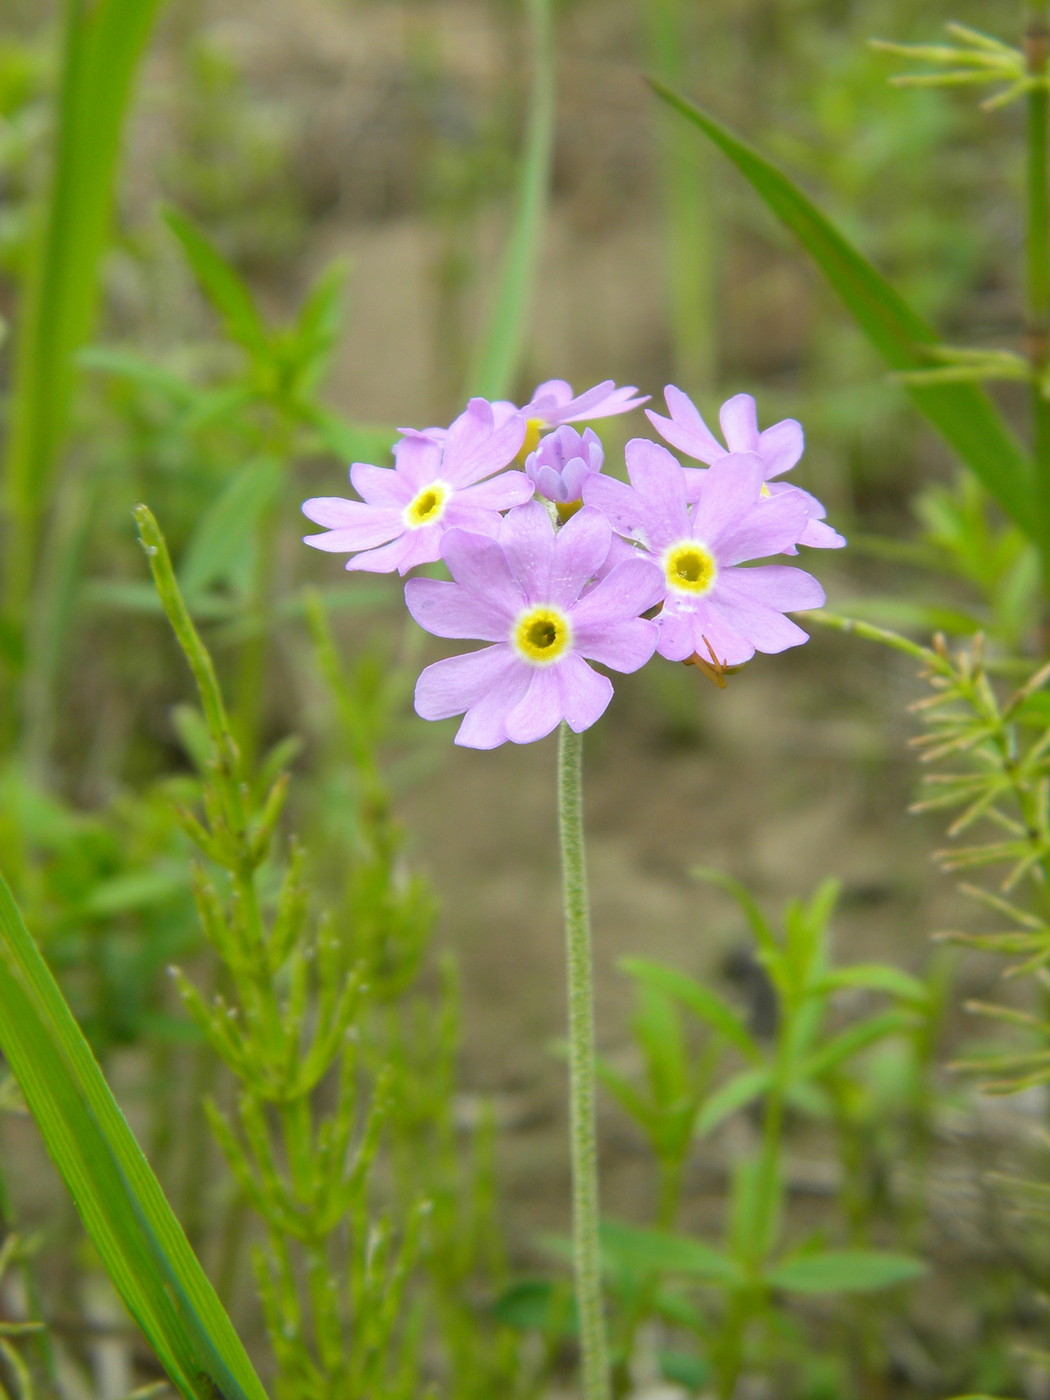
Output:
467,0,556,400
514,875,933,1398
648,79,1036,542
0,872,268,1400
2,0,167,646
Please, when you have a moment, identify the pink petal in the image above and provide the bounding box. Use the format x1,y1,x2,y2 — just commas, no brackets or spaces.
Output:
718,394,760,453
393,433,443,487
346,528,439,575
757,418,804,477
800,516,846,549
415,646,529,750
573,616,657,673
404,577,513,641
646,385,726,463
498,501,558,601
570,557,664,654
349,463,413,506
716,489,811,565
446,404,527,486
691,454,766,550
547,506,614,605
624,438,691,548
582,474,646,538
654,608,700,662
302,498,404,551
435,529,524,614
708,589,810,655
717,564,825,613
456,470,534,511
558,654,615,732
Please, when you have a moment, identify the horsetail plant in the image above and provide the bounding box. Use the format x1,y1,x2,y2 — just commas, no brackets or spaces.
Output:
136,505,425,1400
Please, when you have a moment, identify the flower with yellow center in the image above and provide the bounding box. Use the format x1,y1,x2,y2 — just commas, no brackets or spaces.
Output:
403,481,451,529
405,502,663,748
662,541,717,596
302,398,532,575
512,606,572,665
581,438,825,667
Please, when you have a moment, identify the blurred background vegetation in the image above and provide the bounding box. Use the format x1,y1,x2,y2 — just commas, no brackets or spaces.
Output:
3,1,1050,1397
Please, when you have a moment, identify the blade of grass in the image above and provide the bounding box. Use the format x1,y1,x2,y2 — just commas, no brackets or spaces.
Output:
2,0,166,695
648,80,1035,538
466,0,556,400
0,873,270,1400
642,0,716,390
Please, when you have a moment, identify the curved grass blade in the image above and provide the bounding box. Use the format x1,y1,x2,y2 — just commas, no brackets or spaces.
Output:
3,0,167,622
0,874,269,1400
648,79,1035,537
467,0,556,400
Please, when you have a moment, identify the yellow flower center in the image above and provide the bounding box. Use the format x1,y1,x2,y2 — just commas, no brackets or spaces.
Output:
664,541,717,595
760,482,771,499
512,605,572,664
516,417,546,464
404,481,450,528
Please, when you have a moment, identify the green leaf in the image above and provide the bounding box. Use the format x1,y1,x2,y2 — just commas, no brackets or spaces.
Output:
815,963,930,1007
163,207,271,362
490,1279,576,1335
467,0,555,398
659,1350,710,1393
695,1066,770,1136
600,1220,742,1287
3,0,168,545
0,873,269,1400
78,346,197,405
766,1249,925,1294
178,458,284,600
800,1010,914,1079
621,957,762,1063
649,80,1035,537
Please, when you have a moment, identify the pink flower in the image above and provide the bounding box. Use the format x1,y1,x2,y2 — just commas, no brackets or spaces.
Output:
302,399,530,574
525,425,605,516
510,378,649,429
646,387,844,551
404,503,664,748
583,439,825,666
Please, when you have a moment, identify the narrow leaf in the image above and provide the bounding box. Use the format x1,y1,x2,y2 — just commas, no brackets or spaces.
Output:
0,873,269,1400
649,80,1034,536
600,1221,742,1287
163,207,271,361
467,0,555,398
621,957,762,1062
766,1249,925,1294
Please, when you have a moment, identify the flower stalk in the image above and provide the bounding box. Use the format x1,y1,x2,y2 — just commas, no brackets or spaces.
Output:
557,722,611,1400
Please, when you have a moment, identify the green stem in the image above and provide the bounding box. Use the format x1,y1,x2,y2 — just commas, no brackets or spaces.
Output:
1025,2,1050,601
557,723,611,1400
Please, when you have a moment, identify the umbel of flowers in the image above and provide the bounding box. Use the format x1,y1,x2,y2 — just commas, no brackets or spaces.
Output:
303,379,844,747
302,377,843,1400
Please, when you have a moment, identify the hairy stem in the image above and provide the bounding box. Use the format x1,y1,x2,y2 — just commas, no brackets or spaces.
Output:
557,723,611,1400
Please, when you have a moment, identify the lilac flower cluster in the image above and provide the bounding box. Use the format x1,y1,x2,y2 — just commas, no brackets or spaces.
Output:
303,380,844,748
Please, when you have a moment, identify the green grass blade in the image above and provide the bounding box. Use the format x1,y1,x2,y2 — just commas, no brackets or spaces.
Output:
466,0,556,400
0,874,270,1400
3,0,167,623
649,80,1035,537
162,208,271,361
